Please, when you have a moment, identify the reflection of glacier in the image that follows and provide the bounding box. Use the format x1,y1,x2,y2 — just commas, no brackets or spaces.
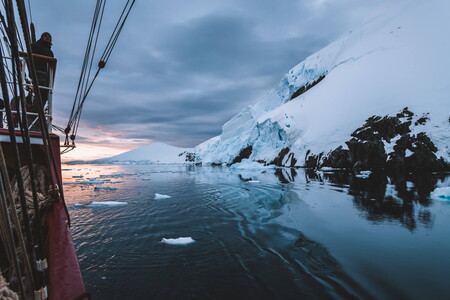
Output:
193,166,365,298
195,166,442,232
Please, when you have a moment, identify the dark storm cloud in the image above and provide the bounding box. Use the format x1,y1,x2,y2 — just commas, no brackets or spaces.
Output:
32,0,400,149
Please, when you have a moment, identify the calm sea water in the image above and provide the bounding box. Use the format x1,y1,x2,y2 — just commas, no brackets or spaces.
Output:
62,164,450,300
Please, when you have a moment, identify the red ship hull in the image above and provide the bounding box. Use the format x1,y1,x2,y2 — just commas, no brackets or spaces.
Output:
0,129,85,299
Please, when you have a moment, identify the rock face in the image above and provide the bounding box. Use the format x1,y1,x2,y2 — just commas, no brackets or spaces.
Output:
231,145,253,165
306,108,450,172
386,133,447,172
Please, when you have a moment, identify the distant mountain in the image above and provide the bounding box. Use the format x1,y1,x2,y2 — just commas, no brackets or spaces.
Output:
196,0,450,172
92,142,195,164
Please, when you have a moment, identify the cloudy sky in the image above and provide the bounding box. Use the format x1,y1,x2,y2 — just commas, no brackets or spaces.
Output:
31,0,400,160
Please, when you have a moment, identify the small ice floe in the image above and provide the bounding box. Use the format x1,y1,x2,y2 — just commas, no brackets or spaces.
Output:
94,186,117,191
161,237,195,245
355,170,372,179
154,193,171,199
247,180,260,183
87,201,127,207
73,203,84,207
430,187,450,200
101,276,107,280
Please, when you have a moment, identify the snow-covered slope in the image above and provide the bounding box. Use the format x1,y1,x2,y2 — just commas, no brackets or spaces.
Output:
196,0,450,169
96,142,194,164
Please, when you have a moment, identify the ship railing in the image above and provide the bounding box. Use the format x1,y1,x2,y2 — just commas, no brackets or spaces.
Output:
0,52,57,133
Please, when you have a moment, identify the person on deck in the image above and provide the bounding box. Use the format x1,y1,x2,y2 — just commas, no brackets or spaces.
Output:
31,32,54,108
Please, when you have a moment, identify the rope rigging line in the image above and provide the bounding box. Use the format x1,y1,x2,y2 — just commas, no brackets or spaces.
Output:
0,21,39,295
64,0,136,147
0,0,55,295
65,0,105,146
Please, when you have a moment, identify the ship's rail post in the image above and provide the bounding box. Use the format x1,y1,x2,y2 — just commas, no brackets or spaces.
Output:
47,63,55,131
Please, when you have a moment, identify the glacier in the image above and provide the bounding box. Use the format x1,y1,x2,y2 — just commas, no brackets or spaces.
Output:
195,0,450,169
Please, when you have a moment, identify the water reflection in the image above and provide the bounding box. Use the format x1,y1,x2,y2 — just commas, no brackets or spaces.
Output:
303,170,446,231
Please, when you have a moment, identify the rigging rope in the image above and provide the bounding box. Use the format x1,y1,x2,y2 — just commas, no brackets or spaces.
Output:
64,0,136,147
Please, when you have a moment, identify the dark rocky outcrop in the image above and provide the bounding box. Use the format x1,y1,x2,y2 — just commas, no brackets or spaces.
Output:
321,146,352,168
270,147,290,166
179,151,195,162
346,139,387,170
231,145,253,164
386,132,448,172
290,75,326,100
304,108,449,172
305,151,323,169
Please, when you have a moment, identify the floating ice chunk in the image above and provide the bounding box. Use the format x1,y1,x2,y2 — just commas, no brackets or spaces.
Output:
405,149,414,157
360,171,372,175
155,193,171,199
430,187,450,200
161,237,195,245
247,180,260,183
73,203,84,207
87,201,127,207
94,186,108,190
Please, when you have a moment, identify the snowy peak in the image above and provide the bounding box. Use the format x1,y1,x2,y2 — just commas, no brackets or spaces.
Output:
98,142,195,164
